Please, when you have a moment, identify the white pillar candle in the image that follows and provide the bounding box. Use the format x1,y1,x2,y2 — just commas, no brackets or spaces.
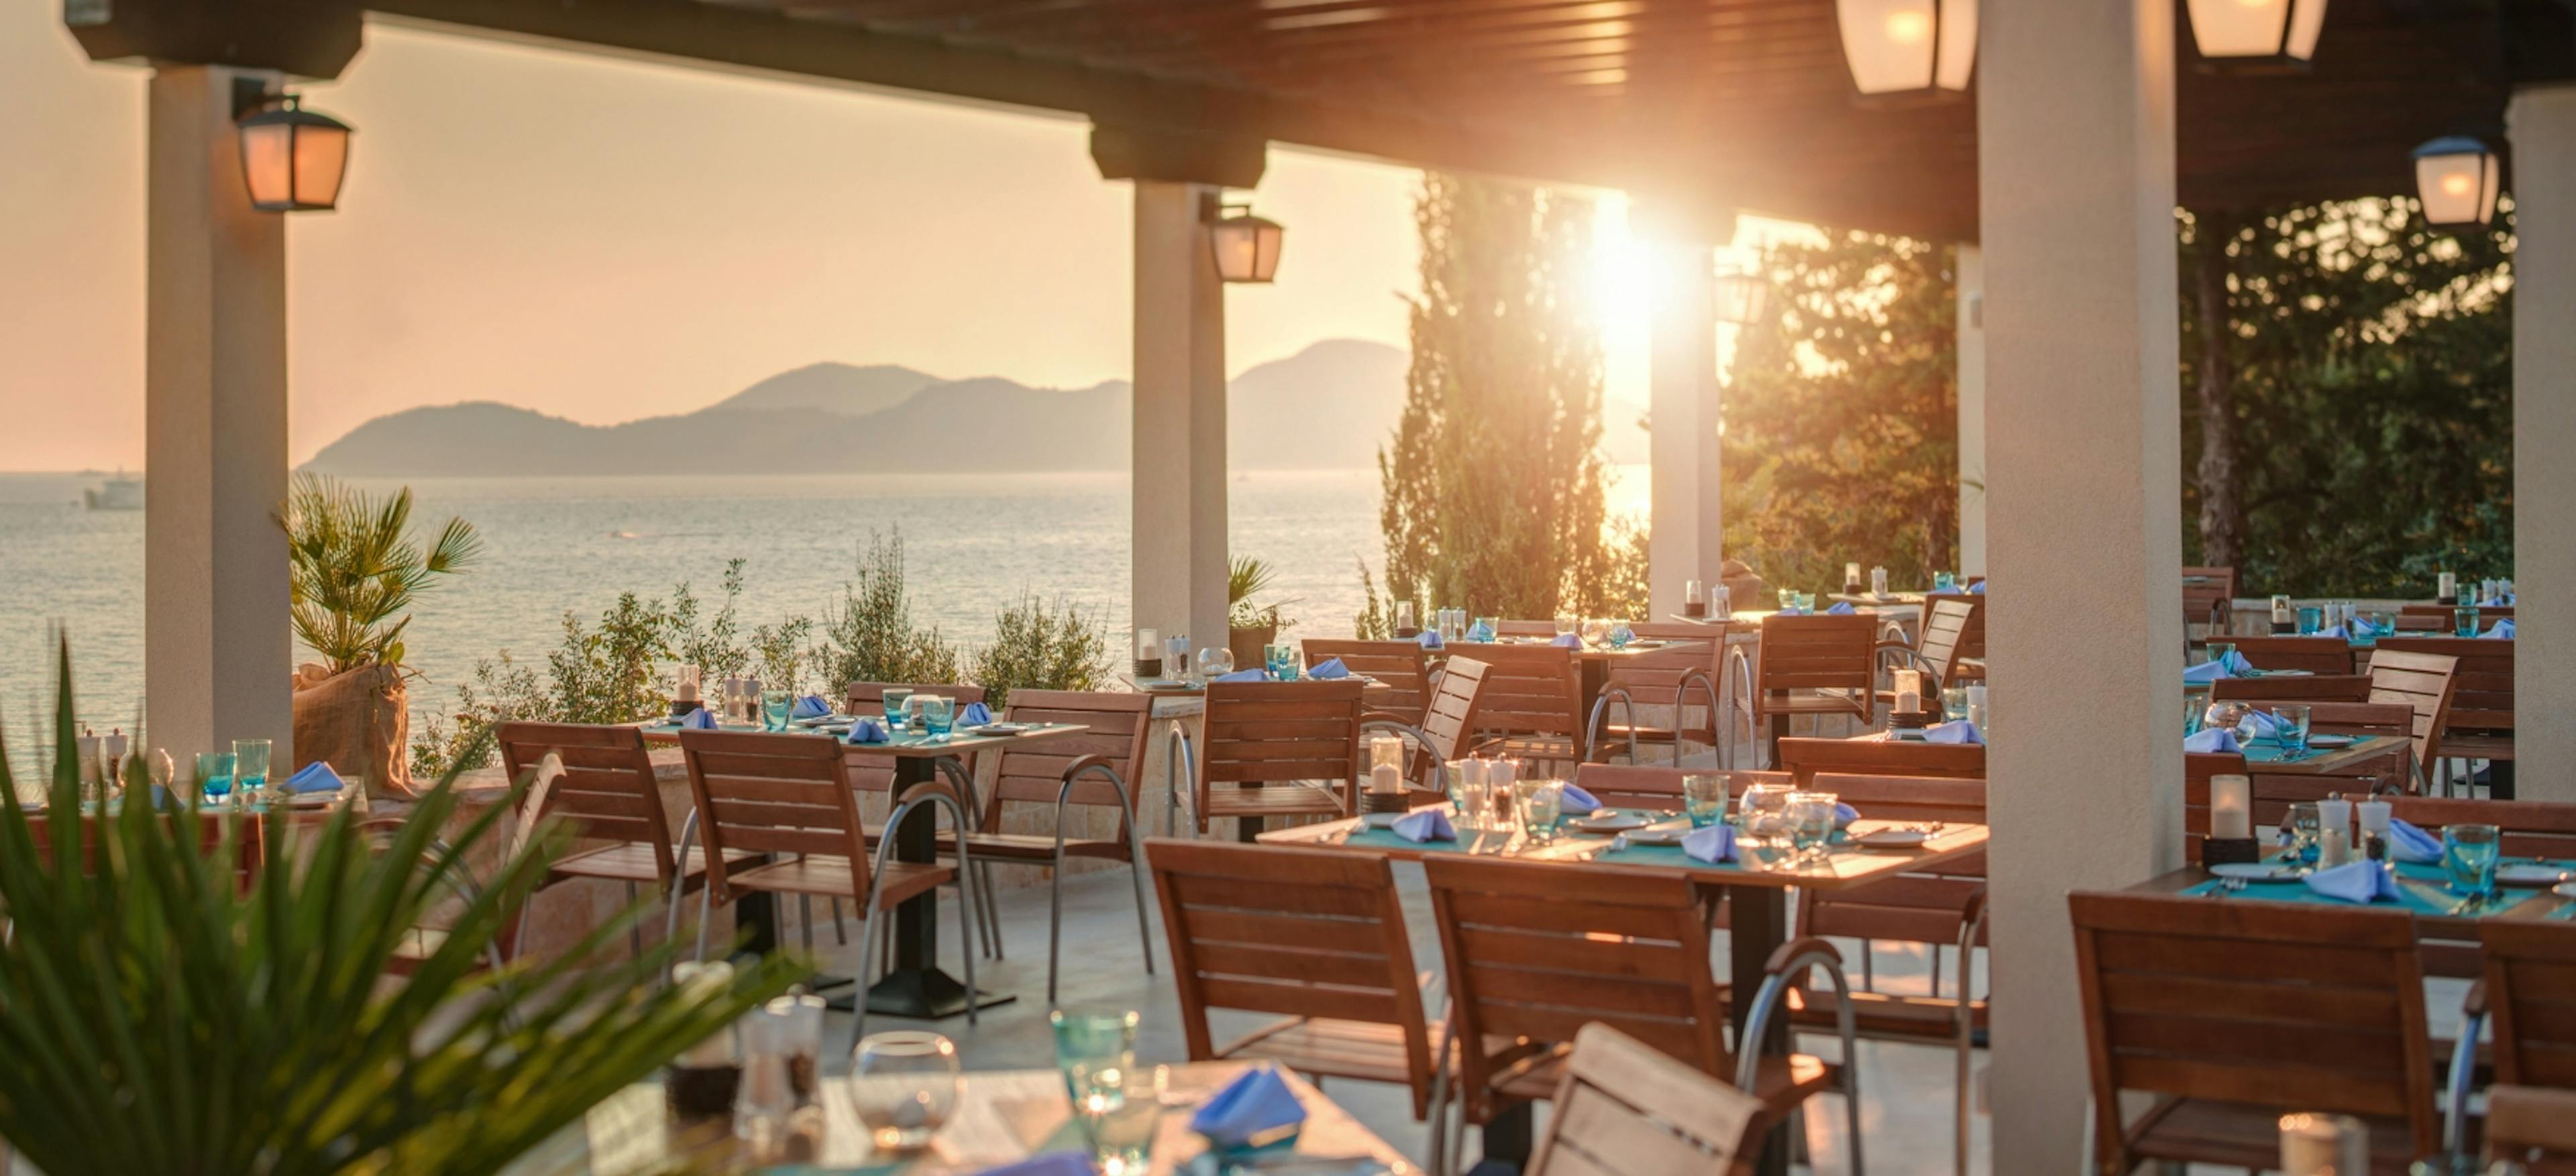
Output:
1136,628,1159,659
2437,572,2458,602
2279,1113,2369,1176
2210,773,2252,841
1894,668,1923,715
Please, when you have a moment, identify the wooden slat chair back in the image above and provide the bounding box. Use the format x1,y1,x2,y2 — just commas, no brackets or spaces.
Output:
2210,674,2375,704
841,682,989,796
2069,892,2439,1172
1424,854,1731,1126
1580,623,1731,764
2477,922,2576,1089
1921,593,1986,677
496,721,678,881
2364,649,2462,772
1800,773,1988,946
1301,639,1432,728
1403,655,1489,771
2225,635,2359,676
2182,566,2238,629
2375,636,2515,769
676,730,869,904
1442,642,1586,764
1195,679,1366,833
1527,1024,1766,1176
2487,1085,2576,1176
1144,839,1444,1117
1775,737,1984,786
1570,763,1694,812
1913,598,1980,688
982,689,1154,835
1754,614,1878,732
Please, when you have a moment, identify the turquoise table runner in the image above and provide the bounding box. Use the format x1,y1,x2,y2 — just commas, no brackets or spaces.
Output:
2237,734,2400,767
2182,856,2564,916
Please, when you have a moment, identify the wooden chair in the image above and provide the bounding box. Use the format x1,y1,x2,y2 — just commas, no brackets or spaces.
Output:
1525,1024,1768,1176
934,690,1157,1002
1443,643,1587,771
1588,622,1731,767
1880,598,1980,702
2069,892,2438,1173
1194,679,1365,837
2224,635,2359,676
1302,638,1433,729
1145,839,1448,1120
2476,920,2576,1089
1421,855,1854,1173
2211,674,2374,704
1775,736,1985,786
1919,594,1987,685
2365,648,2462,792
676,729,983,1046
496,721,761,957
1753,614,1879,765
2485,1086,2576,1176
1362,655,1489,796
2376,636,2516,798
2182,566,2238,634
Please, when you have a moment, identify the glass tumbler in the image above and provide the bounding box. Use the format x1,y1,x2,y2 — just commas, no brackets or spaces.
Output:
881,688,914,730
2271,704,2312,757
2443,823,2501,901
848,1031,960,1153
1739,782,1793,847
1514,780,1564,846
232,738,272,802
1682,773,1727,828
1048,1008,1140,1103
197,751,237,807
2455,606,2481,638
917,695,955,739
1786,792,1838,863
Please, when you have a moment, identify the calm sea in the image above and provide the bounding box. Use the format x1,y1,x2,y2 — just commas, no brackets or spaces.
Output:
0,468,1644,744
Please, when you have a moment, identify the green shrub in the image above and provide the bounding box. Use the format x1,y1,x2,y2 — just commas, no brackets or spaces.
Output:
970,593,1110,709
814,531,961,689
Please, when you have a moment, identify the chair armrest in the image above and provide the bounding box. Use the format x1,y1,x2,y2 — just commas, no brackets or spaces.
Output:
1059,753,1116,784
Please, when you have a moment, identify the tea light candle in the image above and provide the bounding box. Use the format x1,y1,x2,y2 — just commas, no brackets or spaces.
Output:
2279,1113,2369,1176
1136,629,1159,660
1368,734,1406,794
2210,773,2252,841
1870,566,1888,596
2437,572,2458,603
1844,562,1863,590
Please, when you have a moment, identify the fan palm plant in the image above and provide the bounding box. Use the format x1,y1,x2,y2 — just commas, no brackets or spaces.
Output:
281,474,483,674
0,639,802,1175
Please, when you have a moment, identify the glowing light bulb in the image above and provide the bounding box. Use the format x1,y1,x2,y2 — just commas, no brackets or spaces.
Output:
1885,10,1930,41
2442,174,2474,197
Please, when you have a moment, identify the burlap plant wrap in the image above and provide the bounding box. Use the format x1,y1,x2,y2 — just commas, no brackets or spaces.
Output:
290,663,412,799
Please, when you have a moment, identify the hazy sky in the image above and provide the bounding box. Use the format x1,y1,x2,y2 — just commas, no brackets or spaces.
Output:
0,7,1696,472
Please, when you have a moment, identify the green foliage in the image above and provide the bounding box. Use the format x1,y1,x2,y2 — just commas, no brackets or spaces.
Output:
1228,555,1296,632
280,474,482,674
548,592,682,727
969,594,1112,710
1378,172,1629,620
2179,198,2514,596
674,558,753,680
1721,231,1960,592
0,639,798,1175
409,652,548,779
814,531,962,688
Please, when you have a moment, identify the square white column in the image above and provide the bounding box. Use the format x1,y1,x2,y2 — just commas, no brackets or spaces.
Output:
1956,242,1987,578
1130,180,1230,657
1978,0,2186,1168
146,64,294,766
2513,85,2576,801
1648,239,1722,617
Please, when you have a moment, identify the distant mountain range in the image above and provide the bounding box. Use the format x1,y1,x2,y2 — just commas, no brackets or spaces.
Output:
301,339,1650,476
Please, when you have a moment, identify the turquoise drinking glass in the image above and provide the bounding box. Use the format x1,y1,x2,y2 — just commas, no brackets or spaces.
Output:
2455,606,2481,637
1933,572,1958,594
918,695,955,739
1606,620,1635,649
2444,823,2500,900
197,751,236,806
1682,773,1726,828
881,688,914,730
1775,587,1798,611
1263,643,1292,680
2271,704,2311,757
232,738,271,802
762,690,792,732
1048,1008,1140,1104
2295,606,2322,635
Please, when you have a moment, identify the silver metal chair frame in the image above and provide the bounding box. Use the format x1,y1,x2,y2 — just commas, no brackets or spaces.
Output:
1042,759,1159,1003
1737,944,1868,1176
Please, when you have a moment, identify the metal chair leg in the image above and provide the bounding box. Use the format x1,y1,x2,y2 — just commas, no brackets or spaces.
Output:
830,898,848,947
799,894,815,953
849,902,879,1057
692,882,714,963
979,861,1004,960
1128,854,1156,978
625,881,645,960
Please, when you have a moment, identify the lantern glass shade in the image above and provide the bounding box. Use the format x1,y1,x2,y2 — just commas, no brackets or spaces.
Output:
1209,213,1285,283
236,99,352,213
1835,0,1976,95
2413,138,2501,226
2185,0,2327,62
1713,268,1768,326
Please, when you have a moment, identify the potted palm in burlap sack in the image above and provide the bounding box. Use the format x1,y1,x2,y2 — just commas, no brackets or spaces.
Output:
280,474,480,799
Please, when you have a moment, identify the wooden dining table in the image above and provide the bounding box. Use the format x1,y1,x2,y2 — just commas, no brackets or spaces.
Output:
641,718,1095,1021
1260,807,1991,1176
517,1061,1413,1175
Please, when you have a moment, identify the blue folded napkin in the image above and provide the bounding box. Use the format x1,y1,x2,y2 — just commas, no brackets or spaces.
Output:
2485,619,2516,639
1924,719,1983,745
1417,629,1443,649
2184,728,2241,754
1556,784,1601,815
2387,818,2444,864
2239,709,2284,740
2318,625,2347,639
1391,808,1456,843
676,707,718,731
959,701,994,725
1307,657,1349,680
788,694,830,720
2225,650,2255,675
1825,601,1857,616
974,1153,1097,1176
1191,1065,1305,1149
1466,621,1495,643
2304,859,2400,904
2350,616,2378,638
1834,802,1859,828
1549,632,1580,648
282,761,345,794
1213,669,1266,684
1683,823,1738,863
1969,581,1986,594
2182,660,2227,684
848,718,890,744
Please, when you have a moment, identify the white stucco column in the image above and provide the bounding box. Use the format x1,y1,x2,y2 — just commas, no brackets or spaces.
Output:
1647,238,1723,617
146,64,294,767
1130,180,1230,657
2513,85,2576,802
1978,0,2184,1169
1955,242,1988,578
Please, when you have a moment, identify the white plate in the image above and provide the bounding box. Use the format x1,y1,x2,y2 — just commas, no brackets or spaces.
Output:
2307,735,2355,748
2498,863,2573,887
1573,812,1648,833
1854,828,1931,849
2209,862,2303,881
2556,881,2576,901
1625,826,1690,846
968,723,1032,736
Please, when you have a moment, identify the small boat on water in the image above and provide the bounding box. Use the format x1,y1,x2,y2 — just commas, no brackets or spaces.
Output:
85,472,144,511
